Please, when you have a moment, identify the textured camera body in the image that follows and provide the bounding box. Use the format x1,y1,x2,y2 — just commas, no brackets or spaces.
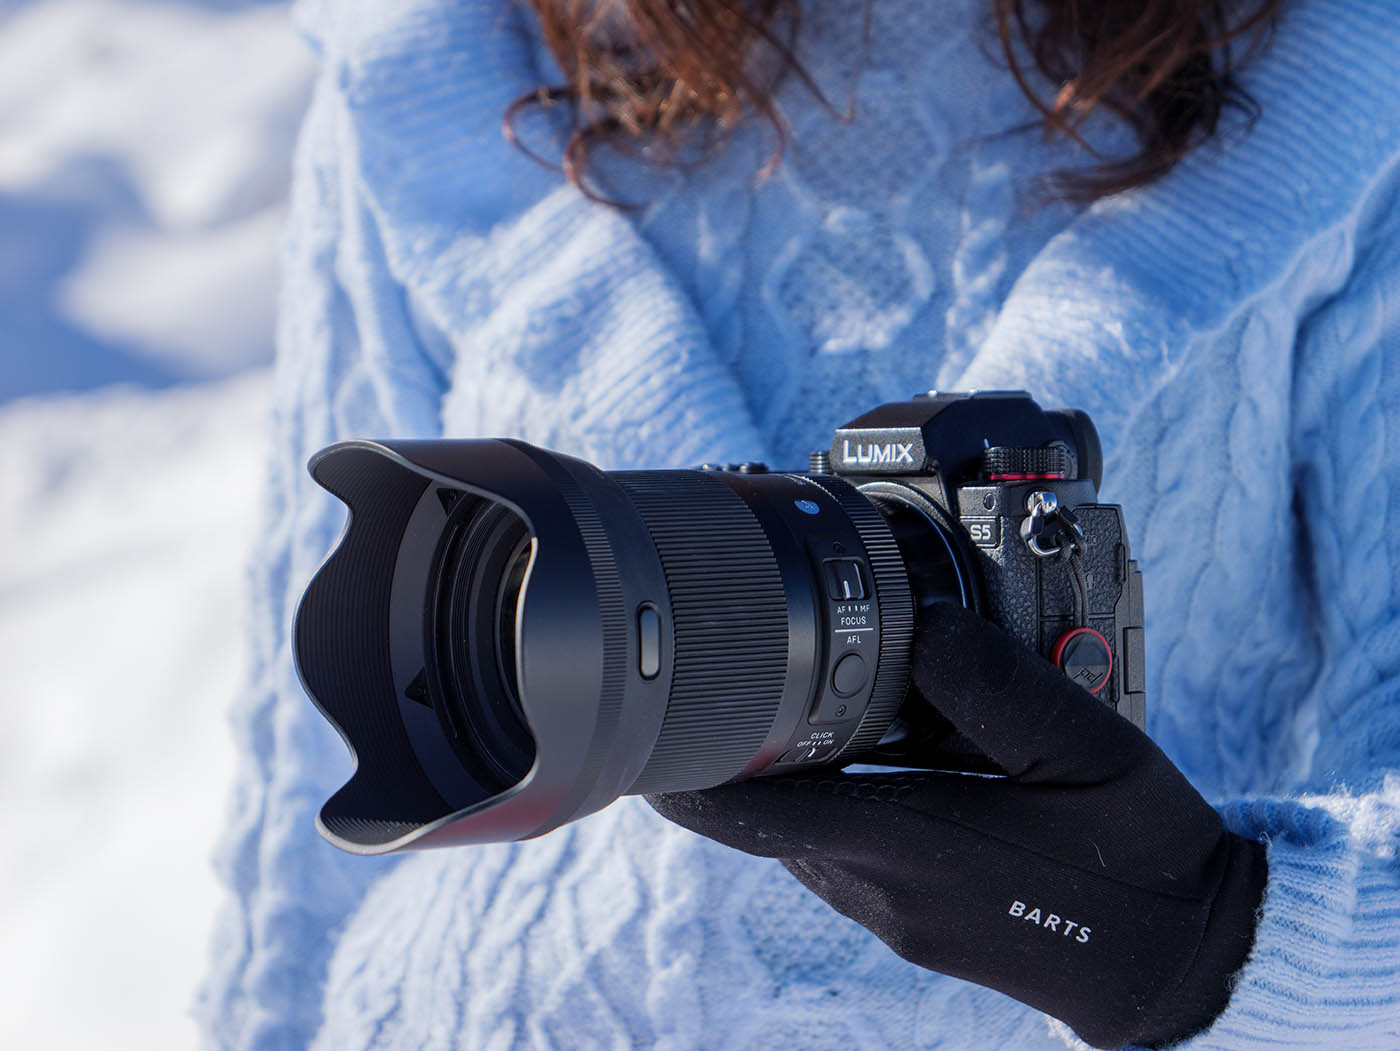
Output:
962,484,1146,729
827,390,1146,741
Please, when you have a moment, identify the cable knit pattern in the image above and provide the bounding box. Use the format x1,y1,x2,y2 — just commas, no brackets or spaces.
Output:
199,0,1400,1047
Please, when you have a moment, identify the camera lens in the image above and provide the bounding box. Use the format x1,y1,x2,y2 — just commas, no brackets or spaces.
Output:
296,439,915,851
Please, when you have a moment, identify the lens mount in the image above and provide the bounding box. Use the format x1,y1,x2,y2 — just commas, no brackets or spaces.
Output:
856,481,982,615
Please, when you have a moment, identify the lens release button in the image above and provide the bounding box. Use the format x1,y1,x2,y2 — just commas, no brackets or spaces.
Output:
831,653,868,696
638,606,661,679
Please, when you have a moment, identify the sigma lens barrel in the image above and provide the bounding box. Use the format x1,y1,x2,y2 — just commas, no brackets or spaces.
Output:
295,439,921,854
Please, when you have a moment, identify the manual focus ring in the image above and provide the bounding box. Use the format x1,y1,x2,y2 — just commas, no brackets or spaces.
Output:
616,472,789,793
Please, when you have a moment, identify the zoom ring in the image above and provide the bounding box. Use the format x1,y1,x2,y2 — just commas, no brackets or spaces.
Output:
615,472,790,794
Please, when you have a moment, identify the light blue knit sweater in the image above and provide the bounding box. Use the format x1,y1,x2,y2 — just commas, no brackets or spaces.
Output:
200,0,1400,1046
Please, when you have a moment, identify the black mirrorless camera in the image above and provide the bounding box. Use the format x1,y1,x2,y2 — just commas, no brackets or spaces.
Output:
296,390,1145,854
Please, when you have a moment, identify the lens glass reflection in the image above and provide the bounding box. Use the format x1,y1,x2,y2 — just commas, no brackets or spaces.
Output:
430,499,537,791
495,536,533,724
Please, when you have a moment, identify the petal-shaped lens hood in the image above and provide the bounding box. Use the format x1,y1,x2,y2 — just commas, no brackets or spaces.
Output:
295,439,671,854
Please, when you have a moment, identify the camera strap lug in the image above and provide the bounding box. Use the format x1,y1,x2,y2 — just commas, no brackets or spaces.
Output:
1021,491,1086,560
1021,490,1090,628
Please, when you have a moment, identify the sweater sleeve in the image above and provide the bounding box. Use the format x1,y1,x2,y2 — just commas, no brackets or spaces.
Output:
1176,177,1400,1050
948,4,1400,1041
1037,156,1400,1051
1013,204,1400,1051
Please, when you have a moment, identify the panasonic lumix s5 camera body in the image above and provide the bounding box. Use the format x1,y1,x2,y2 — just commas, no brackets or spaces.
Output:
295,390,1146,854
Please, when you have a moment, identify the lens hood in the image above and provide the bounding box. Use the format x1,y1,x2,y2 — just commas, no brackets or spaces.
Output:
295,439,673,854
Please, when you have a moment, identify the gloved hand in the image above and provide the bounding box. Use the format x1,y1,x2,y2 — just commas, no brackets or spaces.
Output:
647,602,1267,1049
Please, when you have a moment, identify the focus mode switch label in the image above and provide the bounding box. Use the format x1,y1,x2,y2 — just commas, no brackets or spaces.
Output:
824,559,866,600
638,605,661,679
780,738,839,764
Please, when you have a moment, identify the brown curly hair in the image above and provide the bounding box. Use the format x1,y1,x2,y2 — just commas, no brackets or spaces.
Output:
509,0,1285,201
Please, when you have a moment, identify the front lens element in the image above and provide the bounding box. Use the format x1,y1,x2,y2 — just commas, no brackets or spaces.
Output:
495,535,533,720
430,498,537,792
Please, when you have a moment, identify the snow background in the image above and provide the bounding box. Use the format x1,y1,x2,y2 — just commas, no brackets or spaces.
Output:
0,0,313,1045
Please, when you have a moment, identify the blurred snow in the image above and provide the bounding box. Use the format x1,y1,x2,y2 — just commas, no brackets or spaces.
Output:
0,0,313,398
0,0,312,1045
0,373,269,1049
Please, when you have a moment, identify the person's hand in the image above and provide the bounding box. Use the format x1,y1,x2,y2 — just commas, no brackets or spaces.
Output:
647,602,1267,1049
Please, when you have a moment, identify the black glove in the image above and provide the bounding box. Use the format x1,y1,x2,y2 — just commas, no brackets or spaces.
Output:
647,602,1267,1049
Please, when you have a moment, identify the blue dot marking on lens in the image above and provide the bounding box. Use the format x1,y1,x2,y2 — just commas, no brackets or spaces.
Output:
795,499,821,516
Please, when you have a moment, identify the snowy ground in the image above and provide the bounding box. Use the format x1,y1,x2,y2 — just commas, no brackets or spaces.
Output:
0,0,311,400
0,0,312,1046
0,375,269,1049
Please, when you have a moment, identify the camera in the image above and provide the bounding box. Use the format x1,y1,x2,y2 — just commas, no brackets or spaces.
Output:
295,390,1145,854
